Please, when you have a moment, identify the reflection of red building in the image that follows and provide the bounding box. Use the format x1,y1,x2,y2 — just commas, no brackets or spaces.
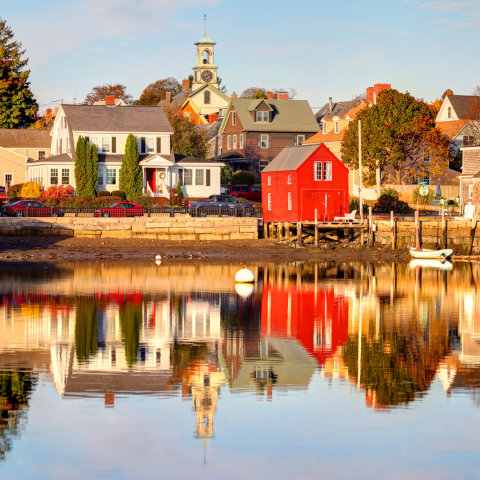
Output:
261,284,349,366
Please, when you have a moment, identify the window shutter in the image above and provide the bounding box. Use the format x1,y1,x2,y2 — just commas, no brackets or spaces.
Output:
257,135,260,148
269,134,272,149
141,137,146,153
157,137,161,153
206,169,211,187
179,169,184,186
112,137,116,153
253,111,256,122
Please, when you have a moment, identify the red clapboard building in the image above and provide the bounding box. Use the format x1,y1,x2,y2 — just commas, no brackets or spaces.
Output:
261,144,349,223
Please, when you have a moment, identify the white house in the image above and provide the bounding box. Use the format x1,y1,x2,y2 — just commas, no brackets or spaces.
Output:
25,98,224,199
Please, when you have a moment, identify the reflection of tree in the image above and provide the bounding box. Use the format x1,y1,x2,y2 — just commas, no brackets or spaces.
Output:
171,343,208,378
343,333,450,407
119,303,142,367
75,299,98,364
0,371,37,461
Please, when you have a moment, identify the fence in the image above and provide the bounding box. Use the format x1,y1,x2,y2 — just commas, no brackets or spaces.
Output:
385,184,460,203
0,205,263,219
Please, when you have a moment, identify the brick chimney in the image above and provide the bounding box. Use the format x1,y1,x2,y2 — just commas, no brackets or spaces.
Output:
329,97,333,113
105,95,115,105
182,79,189,91
366,87,374,104
209,113,219,125
165,91,171,106
46,108,52,116
267,91,273,100
184,90,189,97
446,89,453,96
367,84,391,104
231,92,238,99
276,91,289,100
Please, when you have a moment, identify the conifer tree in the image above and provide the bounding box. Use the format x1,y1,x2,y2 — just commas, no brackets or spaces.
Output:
90,144,99,197
75,136,87,195
0,18,37,127
120,134,142,200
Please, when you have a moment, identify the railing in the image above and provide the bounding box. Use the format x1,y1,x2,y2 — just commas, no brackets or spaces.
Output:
0,205,263,219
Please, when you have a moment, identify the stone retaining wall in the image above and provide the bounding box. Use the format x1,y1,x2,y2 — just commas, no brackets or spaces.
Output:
0,217,260,240
374,219,479,254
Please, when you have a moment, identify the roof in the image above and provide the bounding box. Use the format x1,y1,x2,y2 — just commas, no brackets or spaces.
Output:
173,89,192,100
262,144,319,172
61,104,173,134
436,119,469,139
448,95,477,120
27,153,159,165
198,120,222,140
195,35,215,45
220,99,319,134
473,170,480,179
0,129,52,148
186,83,231,103
315,100,360,124
303,127,347,144
174,154,223,164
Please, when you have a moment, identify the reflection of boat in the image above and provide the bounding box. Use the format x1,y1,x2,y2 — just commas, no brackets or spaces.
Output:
408,246,453,259
409,259,453,271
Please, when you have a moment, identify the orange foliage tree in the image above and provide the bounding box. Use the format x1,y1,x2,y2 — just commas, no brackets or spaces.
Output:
83,83,133,105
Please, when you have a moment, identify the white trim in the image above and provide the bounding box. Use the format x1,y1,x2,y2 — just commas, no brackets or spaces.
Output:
268,192,272,210
0,146,28,159
288,192,292,210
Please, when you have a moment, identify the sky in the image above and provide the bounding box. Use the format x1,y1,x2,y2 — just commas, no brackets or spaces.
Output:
3,0,480,113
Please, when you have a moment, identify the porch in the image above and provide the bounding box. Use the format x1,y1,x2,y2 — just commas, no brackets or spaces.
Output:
142,166,170,199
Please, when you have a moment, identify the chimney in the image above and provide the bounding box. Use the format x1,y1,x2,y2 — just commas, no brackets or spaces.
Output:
105,95,115,105
267,91,274,100
165,92,171,106
231,92,238,99
184,90,189,98
209,113,219,125
366,87,374,104
446,89,453,96
373,83,391,103
182,79,190,91
46,108,52,117
276,91,289,100
329,97,333,113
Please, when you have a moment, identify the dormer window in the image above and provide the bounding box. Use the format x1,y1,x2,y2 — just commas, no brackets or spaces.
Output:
323,122,327,134
257,111,262,122
256,111,269,122
335,121,339,134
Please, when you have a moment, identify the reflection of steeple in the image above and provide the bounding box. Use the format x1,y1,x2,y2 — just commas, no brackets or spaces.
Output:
50,344,74,398
437,354,459,395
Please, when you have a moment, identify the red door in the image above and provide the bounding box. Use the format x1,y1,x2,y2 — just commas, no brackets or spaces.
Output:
146,169,155,193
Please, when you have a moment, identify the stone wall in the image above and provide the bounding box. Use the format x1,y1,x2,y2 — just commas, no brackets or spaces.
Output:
374,219,479,254
0,216,260,240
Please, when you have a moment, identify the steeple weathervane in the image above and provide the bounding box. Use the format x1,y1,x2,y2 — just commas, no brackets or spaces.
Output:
204,14,207,35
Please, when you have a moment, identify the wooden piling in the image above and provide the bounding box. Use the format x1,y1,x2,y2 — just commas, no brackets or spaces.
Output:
441,206,446,249
314,209,318,247
390,211,395,250
368,207,373,247
297,222,303,247
285,222,290,240
467,213,477,255
278,222,283,240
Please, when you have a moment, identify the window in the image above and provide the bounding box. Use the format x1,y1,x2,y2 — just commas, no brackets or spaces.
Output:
184,169,193,185
227,135,231,150
257,111,262,122
239,134,244,149
327,145,332,151
51,169,58,185
260,160,269,170
5,174,12,190
61,168,70,185
232,186,241,192
463,135,476,146
448,107,451,119
195,169,204,185
263,111,269,122
314,161,322,181
233,135,237,149
323,161,332,181
106,168,116,185
38,151,46,160
90,137,98,149
232,112,236,125
98,168,104,186
30,168,43,184
268,176,271,186
288,192,292,210
423,149,430,162
102,137,110,152
295,135,305,146
335,121,339,133
469,184,473,199
204,91,211,104
323,122,327,134
260,134,269,149
268,193,272,211
147,138,154,153
411,172,430,185
184,111,191,118
287,174,291,184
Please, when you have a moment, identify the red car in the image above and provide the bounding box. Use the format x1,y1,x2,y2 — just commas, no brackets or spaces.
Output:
2,200,65,217
94,202,144,217
0,186,6,202
228,185,261,201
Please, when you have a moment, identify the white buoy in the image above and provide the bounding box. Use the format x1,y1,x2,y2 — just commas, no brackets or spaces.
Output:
155,259,162,266
155,254,162,261
235,266,255,283
235,283,255,298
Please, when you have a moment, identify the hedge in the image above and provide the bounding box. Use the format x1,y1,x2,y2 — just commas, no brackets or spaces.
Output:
97,191,111,197
111,190,126,199
230,170,255,186
7,183,24,199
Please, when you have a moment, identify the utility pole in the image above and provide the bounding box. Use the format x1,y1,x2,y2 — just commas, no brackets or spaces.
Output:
358,120,363,224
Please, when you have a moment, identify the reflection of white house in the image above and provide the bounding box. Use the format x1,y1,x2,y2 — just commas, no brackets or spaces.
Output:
25,100,224,199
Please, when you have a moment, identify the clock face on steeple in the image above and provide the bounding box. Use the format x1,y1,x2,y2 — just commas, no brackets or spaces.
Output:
201,70,213,82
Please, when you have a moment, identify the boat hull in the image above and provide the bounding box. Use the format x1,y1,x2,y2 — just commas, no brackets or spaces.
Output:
408,246,453,259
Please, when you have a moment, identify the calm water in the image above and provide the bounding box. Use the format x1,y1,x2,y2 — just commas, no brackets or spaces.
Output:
0,260,479,479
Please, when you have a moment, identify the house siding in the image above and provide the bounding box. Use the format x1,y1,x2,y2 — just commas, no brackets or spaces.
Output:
0,148,27,189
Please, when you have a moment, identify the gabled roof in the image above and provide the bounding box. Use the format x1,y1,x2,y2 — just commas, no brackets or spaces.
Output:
187,83,231,103
448,95,477,120
436,120,469,139
62,104,173,133
315,100,360,124
0,129,52,148
28,153,161,165
303,127,347,144
262,144,319,172
247,99,273,112
174,154,223,164
220,99,319,134
173,88,192,100
198,120,222,140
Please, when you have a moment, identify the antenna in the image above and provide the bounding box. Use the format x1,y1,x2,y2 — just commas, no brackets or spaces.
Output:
203,14,207,35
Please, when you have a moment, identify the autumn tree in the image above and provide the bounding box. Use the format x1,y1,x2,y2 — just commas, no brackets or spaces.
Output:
341,89,454,187
28,106,58,129
239,87,297,99
119,134,143,200
135,77,182,106
75,136,87,195
163,103,208,158
84,83,133,105
466,85,480,140
0,18,37,128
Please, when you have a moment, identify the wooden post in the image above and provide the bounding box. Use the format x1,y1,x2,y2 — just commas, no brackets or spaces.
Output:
441,206,446,249
368,207,373,247
278,223,283,240
285,222,290,240
297,222,303,247
390,211,395,250
467,212,477,255
360,221,364,246
314,209,318,247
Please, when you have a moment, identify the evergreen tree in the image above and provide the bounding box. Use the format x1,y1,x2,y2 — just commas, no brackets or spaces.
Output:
75,136,87,195
0,18,37,127
90,144,99,196
176,179,183,199
119,133,143,200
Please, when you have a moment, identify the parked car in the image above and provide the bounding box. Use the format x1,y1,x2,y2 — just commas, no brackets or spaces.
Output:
0,186,6,202
2,200,65,217
183,195,256,217
228,185,261,201
94,202,144,217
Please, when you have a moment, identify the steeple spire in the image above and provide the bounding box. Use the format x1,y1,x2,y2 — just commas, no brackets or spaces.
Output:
204,14,207,36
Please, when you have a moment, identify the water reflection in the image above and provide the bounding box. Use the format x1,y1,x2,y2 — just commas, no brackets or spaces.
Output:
0,260,479,465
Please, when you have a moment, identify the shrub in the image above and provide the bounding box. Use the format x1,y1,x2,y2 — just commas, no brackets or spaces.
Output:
43,185,74,198
111,190,126,199
230,170,255,186
153,197,171,206
381,187,398,199
97,191,111,197
91,196,123,208
74,196,94,207
7,183,24,199
373,193,411,213
176,179,183,199
221,163,233,182
132,196,154,208
412,187,435,205
447,199,456,206
21,182,42,198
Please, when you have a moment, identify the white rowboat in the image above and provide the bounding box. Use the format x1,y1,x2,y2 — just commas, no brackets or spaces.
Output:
408,259,453,271
408,246,453,259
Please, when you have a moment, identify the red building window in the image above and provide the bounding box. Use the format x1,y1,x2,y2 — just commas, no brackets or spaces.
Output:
287,174,291,184
324,162,332,181
314,161,322,181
